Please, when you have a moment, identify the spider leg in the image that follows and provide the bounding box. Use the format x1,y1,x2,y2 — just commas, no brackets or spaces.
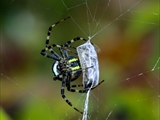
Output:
59,47,69,59
49,44,61,58
48,43,69,59
65,73,71,90
61,76,83,114
69,88,86,93
62,46,78,56
63,37,99,56
45,16,70,48
64,37,87,48
53,73,63,81
41,44,62,61
41,48,60,61
71,84,83,88
90,80,105,90
42,16,71,60
68,80,105,93
64,37,97,49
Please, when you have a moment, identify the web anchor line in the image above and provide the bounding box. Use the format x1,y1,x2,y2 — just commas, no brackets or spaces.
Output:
152,57,160,71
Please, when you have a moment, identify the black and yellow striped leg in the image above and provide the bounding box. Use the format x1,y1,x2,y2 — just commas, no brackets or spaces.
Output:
48,43,69,59
64,37,96,49
41,48,60,61
70,84,86,93
41,44,63,61
64,37,87,48
66,73,71,90
68,80,105,93
48,45,61,58
42,15,70,59
45,16,70,48
69,88,87,93
61,76,83,114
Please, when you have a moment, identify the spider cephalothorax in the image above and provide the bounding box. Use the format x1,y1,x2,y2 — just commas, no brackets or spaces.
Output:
41,16,104,114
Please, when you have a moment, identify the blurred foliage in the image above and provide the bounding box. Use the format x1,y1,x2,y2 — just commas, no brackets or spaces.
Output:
0,107,11,120
1,0,159,120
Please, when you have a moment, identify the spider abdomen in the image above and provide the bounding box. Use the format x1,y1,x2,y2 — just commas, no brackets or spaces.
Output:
52,56,82,81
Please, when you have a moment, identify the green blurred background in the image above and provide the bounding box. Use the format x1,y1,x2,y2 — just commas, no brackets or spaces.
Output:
1,0,159,120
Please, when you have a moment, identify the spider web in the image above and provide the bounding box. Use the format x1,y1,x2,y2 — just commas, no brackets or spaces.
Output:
1,0,159,120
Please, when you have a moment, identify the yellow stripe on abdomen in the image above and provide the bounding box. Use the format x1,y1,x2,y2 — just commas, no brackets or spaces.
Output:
71,66,80,71
68,58,78,63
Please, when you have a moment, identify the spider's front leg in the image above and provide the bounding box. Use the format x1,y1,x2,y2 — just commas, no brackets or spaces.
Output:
63,37,96,50
41,16,70,60
45,16,70,47
64,37,87,48
41,44,62,61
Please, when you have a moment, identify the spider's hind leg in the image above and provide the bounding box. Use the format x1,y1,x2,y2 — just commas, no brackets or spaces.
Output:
61,76,83,114
68,80,105,93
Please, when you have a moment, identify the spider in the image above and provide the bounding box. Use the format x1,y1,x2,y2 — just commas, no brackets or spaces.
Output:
41,16,104,114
